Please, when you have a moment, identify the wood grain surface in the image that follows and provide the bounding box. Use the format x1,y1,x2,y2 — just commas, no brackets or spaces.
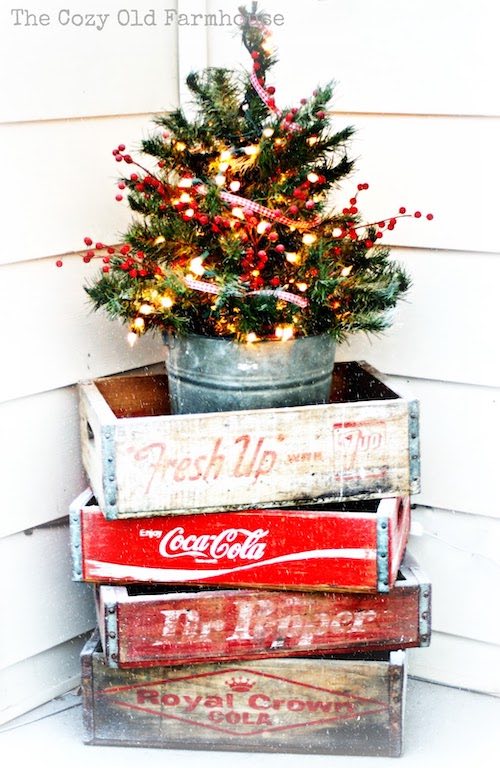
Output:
95,553,429,668
79,362,419,518
82,630,405,756
71,489,410,592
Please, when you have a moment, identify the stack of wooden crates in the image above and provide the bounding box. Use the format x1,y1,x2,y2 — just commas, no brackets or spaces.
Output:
70,360,431,757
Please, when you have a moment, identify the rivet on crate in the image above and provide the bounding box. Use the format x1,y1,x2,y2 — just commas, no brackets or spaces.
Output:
418,570,432,646
69,509,83,580
102,425,118,518
376,514,390,592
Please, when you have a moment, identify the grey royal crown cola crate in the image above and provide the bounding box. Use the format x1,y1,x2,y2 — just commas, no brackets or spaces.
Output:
82,630,407,756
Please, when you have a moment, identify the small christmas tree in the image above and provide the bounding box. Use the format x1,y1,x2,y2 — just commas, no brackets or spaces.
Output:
76,3,431,346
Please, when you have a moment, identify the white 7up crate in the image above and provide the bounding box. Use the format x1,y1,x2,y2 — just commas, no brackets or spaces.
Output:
78,361,420,519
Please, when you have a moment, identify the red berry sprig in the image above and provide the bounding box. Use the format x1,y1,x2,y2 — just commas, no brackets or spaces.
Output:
342,183,434,244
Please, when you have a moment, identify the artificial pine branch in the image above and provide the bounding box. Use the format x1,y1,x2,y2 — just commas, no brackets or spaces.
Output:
74,2,431,344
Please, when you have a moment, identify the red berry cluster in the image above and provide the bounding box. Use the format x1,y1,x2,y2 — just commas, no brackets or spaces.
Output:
112,144,133,164
240,247,267,290
55,238,162,277
334,183,434,247
265,84,276,110
290,173,326,218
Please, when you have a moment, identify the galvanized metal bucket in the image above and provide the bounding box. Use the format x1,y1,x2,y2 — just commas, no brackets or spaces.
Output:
163,333,336,414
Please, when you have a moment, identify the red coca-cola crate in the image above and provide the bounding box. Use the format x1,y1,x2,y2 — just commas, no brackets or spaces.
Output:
95,552,430,669
81,630,406,756
70,488,410,593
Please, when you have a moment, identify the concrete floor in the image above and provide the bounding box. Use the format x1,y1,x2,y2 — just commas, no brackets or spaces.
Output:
0,678,498,766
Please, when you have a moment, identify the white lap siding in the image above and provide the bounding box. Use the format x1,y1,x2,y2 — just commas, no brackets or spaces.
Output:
0,0,179,724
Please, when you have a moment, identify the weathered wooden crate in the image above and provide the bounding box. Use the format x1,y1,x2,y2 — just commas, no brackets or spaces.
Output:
96,552,430,669
81,629,406,756
78,361,420,519
70,488,410,592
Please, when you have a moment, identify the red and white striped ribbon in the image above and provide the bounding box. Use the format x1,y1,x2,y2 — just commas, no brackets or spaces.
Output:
250,71,281,115
250,71,301,131
184,276,308,308
249,289,309,308
219,190,312,230
184,276,220,295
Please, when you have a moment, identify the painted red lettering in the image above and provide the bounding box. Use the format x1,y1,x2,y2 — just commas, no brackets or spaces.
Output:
233,434,253,477
161,693,180,706
134,442,166,495
255,712,272,725
173,456,191,482
208,711,224,723
248,693,270,710
208,710,272,726
334,423,386,471
189,454,206,481
203,438,225,481
183,695,202,711
254,449,277,481
136,689,159,705
204,695,223,708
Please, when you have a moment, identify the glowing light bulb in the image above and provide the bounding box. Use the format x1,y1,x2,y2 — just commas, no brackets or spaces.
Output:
175,141,186,152
244,144,259,156
257,221,269,235
341,266,353,277
302,233,316,245
133,317,145,330
220,149,232,161
189,256,205,276
178,177,193,188
332,228,343,238
307,172,319,183
231,207,245,219
275,325,294,341
179,192,191,203
154,235,166,245
285,252,300,264
127,331,137,347
263,127,274,138
219,162,230,172
160,295,174,308
246,332,258,343
215,174,226,186
139,304,153,315
307,136,318,146
296,282,308,292
230,180,241,192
